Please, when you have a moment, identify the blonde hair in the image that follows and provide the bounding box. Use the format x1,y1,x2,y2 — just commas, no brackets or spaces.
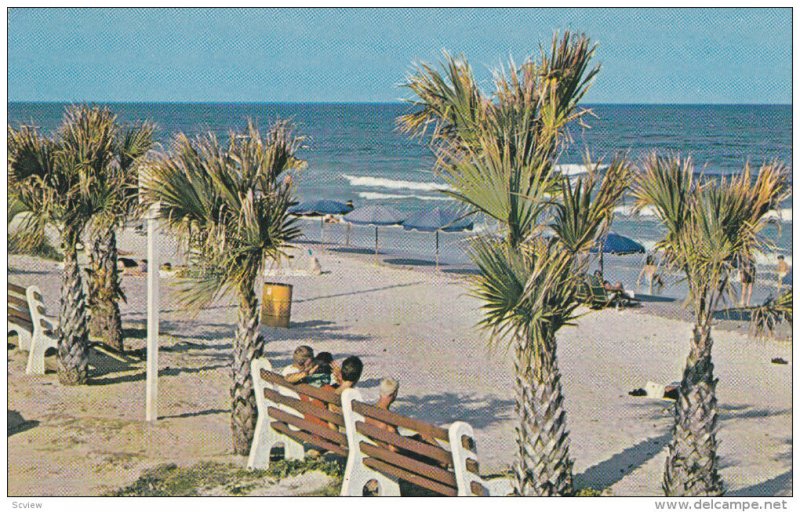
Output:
379,378,399,397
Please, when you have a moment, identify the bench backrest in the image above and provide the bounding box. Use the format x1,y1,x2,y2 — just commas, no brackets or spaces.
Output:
8,282,33,331
341,388,489,496
254,363,348,457
26,285,55,334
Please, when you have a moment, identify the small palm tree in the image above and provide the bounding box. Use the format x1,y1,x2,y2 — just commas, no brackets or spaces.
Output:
400,32,630,495
632,154,788,496
85,123,155,352
142,119,305,455
9,105,119,385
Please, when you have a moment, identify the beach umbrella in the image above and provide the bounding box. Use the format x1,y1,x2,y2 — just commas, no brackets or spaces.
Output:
289,199,354,246
403,207,474,269
343,205,405,257
590,231,645,275
289,199,353,216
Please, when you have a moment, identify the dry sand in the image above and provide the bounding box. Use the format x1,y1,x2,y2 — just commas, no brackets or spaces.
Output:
7,234,792,496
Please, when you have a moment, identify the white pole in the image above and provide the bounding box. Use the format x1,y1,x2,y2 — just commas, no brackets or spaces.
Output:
145,205,160,422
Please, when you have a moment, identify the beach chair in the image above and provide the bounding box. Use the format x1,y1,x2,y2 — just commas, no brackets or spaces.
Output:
583,275,636,309
8,282,34,351
247,358,348,470
25,286,59,375
339,388,512,496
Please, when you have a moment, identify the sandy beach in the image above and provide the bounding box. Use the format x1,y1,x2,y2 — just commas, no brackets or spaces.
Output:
7,231,792,496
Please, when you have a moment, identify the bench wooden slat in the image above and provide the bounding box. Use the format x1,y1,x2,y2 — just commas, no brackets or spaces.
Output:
263,388,345,427
8,295,28,309
8,315,34,332
465,458,479,475
270,421,347,456
8,283,26,295
355,421,452,466
362,457,457,497
8,306,32,322
267,407,347,446
360,441,457,487
260,369,341,405
353,401,449,441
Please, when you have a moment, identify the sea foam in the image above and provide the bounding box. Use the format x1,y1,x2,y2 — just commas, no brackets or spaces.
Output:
343,174,451,192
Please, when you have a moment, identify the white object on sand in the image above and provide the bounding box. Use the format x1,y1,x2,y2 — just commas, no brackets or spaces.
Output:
644,381,666,399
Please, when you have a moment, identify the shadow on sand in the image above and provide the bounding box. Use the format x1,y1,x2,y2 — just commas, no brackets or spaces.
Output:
8,411,39,436
392,392,514,430
575,431,672,490
294,281,424,304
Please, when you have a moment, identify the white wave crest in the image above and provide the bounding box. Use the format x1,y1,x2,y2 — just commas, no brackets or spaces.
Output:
357,191,449,201
765,208,793,222
614,205,659,218
555,163,609,176
342,174,451,192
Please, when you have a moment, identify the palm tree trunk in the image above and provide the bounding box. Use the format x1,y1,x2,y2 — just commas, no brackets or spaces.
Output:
57,239,90,385
87,226,124,352
230,283,265,455
663,324,724,496
512,329,574,496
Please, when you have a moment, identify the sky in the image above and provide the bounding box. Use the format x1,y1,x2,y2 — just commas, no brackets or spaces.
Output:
8,8,792,104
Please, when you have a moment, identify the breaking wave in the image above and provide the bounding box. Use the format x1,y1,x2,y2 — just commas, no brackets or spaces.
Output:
342,174,451,192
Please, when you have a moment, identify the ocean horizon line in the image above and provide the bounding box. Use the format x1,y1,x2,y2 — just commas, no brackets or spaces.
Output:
8,100,792,108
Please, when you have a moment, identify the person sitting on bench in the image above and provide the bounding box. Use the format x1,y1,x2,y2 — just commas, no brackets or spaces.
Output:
367,378,401,441
282,345,316,384
306,352,334,388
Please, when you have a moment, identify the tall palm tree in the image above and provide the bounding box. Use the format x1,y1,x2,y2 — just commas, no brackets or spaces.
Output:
142,119,305,455
9,105,119,385
400,32,630,495
632,154,788,496
85,123,155,352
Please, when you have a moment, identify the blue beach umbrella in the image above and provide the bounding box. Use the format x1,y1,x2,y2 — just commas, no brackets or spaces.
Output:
289,199,354,246
343,205,406,256
289,199,353,216
591,232,646,255
590,232,645,276
403,207,474,268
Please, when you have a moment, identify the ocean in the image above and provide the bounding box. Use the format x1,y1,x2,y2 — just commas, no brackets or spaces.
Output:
8,102,793,303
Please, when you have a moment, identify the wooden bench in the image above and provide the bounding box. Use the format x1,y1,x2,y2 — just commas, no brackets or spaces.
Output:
247,358,349,470
8,282,34,351
340,388,507,496
24,285,58,375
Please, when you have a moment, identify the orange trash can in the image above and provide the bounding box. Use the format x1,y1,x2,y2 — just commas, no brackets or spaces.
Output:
261,282,293,328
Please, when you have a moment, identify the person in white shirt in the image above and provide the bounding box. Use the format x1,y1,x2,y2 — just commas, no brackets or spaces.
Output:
281,345,316,384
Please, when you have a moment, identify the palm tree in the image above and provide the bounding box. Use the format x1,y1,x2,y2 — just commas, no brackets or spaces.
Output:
9,105,119,385
632,154,788,496
400,32,631,495
142,119,305,455
85,123,155,352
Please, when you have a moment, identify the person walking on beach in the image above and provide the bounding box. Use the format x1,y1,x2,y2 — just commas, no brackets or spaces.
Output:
739,257,756,307
777,255,790,292
637,254,664,294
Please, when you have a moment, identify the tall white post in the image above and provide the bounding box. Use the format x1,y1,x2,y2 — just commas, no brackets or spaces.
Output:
145,205,160,422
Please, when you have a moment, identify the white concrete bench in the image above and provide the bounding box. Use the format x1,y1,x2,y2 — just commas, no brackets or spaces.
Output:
247,358,348,470
8,282,33,351
340,388,511,496
25,285,58,375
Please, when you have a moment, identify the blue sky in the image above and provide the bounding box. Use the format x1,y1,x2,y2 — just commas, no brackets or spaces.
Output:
8,8,792,104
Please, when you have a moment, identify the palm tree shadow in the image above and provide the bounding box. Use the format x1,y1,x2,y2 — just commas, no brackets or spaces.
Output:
391,392,514,430
728,471,792,496
294,281,425,304
160,408,229,420
574,431,672,490
263,319,370,344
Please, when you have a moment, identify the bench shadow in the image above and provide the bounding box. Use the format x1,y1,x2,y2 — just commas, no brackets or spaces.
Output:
391,392,514,430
